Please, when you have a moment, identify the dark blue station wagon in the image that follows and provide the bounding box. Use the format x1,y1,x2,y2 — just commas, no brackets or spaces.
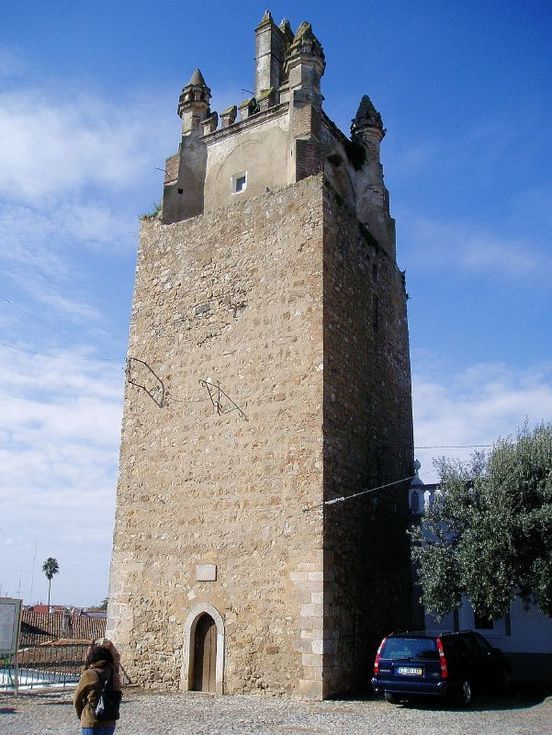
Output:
371,631,511,705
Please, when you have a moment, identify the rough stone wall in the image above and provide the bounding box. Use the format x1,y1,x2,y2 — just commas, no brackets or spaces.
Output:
321,181,414,694
109,171,414,699
108,176,327,696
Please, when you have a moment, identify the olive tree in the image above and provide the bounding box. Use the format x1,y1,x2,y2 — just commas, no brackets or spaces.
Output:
411,423,552,619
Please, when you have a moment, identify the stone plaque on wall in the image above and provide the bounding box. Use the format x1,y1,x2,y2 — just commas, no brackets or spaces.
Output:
196,564,217,582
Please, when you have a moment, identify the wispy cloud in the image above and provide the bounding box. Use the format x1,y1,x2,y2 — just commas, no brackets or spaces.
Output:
413,360,552,481
1,201,137,268
0,55,151,602
399,212,551,280
24,278,104,323
0,87,173,202
388,115,550,285
0,65,170,338
388,118,544,184
0,345,124,604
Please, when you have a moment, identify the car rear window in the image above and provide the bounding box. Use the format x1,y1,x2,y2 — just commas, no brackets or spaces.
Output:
381,637,439,660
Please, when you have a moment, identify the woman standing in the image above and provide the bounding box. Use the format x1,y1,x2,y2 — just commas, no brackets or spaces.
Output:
73,642,121,735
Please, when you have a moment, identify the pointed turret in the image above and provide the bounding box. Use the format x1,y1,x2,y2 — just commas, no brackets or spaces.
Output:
287,22,325,62
177,68,212,136
255,10,289,99
188,67,207,87
351,95,386,142
257,9,272,27
350,95,392,250
279,18,294,45
284,21,325,103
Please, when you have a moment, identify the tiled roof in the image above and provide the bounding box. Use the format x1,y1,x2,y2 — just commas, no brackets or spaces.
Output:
20,610,106,646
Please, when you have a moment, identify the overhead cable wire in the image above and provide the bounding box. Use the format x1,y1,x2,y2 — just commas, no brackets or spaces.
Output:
0,341,123,363
1,295,125,362
415,444,491,449
1,295,74,342
303,475,416,512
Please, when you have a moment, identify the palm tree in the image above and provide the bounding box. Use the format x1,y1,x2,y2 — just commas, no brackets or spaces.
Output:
42,557,59,611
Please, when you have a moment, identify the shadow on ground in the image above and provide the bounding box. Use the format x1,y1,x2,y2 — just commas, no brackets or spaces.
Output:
336,682,551,713
389,690,550,713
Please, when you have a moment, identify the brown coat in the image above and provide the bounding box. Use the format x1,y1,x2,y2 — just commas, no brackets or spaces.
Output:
73,661,121,728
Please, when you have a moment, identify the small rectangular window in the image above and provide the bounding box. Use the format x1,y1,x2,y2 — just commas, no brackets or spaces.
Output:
232,172,247,194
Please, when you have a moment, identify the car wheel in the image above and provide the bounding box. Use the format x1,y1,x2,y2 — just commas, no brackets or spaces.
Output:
458,679,473,706
384,692,399,704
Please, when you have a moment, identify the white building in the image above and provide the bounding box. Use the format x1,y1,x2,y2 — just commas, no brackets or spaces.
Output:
409,475,552,683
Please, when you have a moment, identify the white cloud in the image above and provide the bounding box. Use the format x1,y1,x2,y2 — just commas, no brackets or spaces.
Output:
0,204,72,276
0,86,174,202
0,199,136,334
400,213,551,280
1,200,138,256
0,345,124,604
0,70,145,602
0,69,169,334
512,183,552,233
413,360,552,481
23,277,104,323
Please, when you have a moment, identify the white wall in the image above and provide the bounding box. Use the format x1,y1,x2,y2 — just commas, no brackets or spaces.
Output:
424,597,552,653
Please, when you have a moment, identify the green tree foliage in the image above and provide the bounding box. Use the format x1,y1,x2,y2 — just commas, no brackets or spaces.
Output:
42,557,59,609
411,423,552,619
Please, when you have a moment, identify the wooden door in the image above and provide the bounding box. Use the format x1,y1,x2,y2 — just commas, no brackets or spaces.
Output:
192,614,217,692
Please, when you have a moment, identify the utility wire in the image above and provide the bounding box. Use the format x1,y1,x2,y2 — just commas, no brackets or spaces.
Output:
415,444,491,449
0,341,123,363
1,296,74,342
1,295,125,362
303,475,416,512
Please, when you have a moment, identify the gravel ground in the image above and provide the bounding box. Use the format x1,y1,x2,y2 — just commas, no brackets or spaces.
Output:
1,688,551,735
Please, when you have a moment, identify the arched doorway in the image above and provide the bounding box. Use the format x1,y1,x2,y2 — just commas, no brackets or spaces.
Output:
181,603,225,694
192,613,217,692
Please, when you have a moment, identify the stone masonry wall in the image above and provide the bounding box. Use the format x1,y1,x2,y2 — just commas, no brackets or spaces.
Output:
108,176,327,696
321,180,414,694
108,172,414,699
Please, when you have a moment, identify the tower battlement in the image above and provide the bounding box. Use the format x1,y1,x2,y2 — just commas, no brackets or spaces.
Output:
162,13,393,256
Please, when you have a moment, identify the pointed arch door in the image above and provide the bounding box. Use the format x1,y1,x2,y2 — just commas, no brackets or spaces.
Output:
192,613,217,692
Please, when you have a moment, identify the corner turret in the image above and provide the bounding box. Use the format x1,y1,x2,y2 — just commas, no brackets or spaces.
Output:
284,21,325,104
177,68,212,136
255,10,288,99
279,18,294,45
350,95,393,254
351,95,386,144
163,68,211,223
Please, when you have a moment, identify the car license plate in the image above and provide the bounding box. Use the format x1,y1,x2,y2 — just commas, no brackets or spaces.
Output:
396,666,423,676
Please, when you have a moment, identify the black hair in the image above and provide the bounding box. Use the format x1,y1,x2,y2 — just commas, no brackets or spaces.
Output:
85,645,114,668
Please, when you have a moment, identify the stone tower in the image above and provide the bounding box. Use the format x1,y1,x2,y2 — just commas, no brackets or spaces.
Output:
107,13,414,699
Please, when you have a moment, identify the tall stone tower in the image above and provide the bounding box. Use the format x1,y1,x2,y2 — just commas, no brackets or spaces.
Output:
107,13,414,699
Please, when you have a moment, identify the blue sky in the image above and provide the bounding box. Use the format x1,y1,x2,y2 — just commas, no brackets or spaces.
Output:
1,1,551,606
